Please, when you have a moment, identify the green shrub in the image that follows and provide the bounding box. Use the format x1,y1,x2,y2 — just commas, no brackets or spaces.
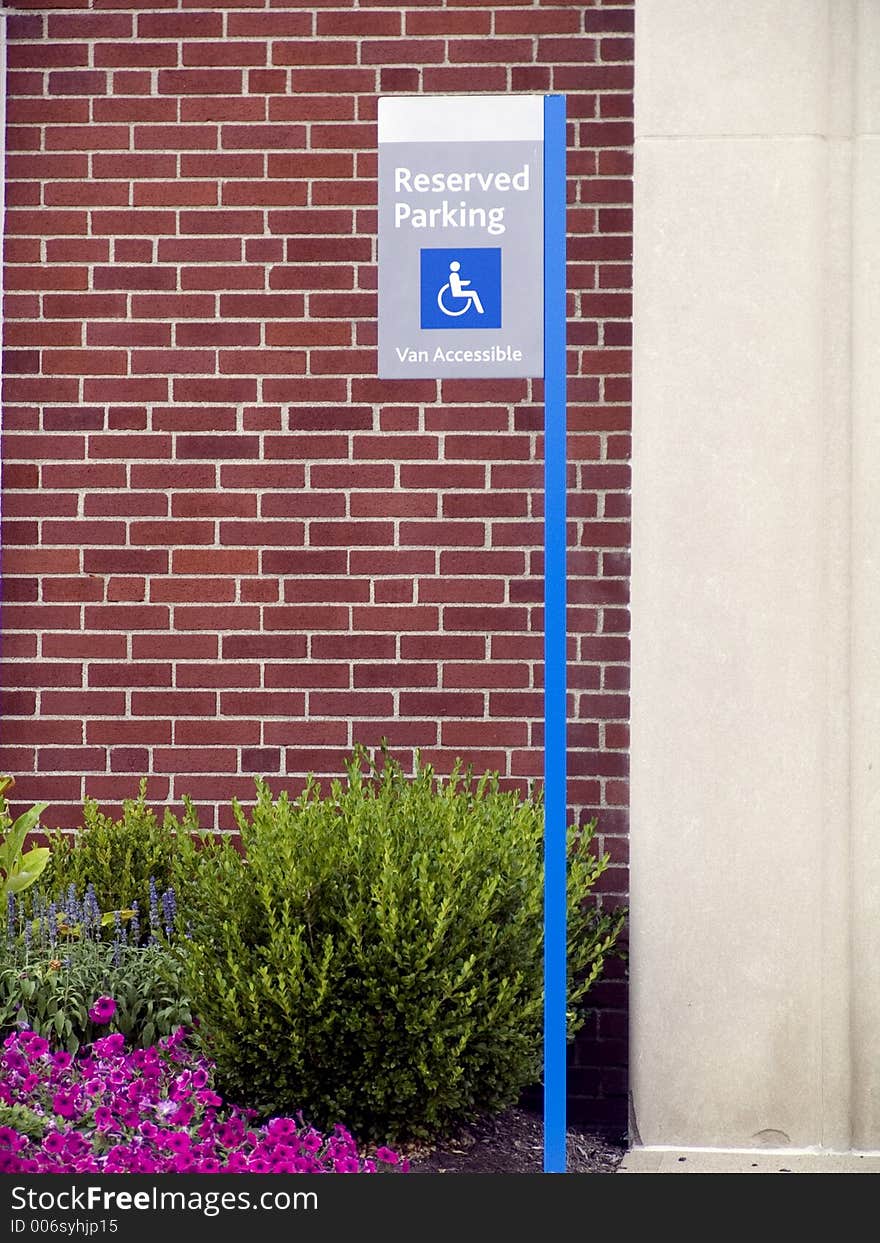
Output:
42,780,199,933
1,889,192,1054
174,746,624,1144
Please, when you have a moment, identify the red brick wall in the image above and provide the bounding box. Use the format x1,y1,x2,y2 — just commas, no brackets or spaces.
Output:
1,0,632,1129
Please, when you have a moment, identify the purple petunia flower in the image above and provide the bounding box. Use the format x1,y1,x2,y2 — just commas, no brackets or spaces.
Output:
42,1130,66,1155
0,1024,406,1176
92,1033,125,1057
88,996,117,1024
22,1034,49,1059
51,1089,79,1120
267,1117,298,1140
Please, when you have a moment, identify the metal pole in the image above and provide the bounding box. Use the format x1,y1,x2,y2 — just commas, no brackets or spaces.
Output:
542,92,567,1175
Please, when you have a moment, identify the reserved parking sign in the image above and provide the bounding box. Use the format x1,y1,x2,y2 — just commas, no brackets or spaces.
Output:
378,95,544,379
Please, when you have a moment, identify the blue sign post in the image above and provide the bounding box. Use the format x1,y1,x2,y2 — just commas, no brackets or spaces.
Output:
542,93,567,1176
378,93,568,1173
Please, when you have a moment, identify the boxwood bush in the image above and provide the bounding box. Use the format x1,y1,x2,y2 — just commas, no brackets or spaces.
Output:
42,781,199,938
173,747,624,1144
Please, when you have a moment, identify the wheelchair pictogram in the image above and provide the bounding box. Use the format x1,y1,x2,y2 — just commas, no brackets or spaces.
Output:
437,261,485,317
420,247,501,330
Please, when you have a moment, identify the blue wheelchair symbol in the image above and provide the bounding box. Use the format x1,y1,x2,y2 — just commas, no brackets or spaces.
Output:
420,248,502,330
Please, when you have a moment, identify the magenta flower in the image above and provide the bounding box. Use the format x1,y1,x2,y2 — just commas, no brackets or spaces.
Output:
51,1089,79,1119
22,1034,49,1059
267,1117,298,1140
375,1146,399,1165
92,1033,125,1057
0,1026,405,1176
42,1131,66,1155
165,1131,190,1155
88,996,117,1024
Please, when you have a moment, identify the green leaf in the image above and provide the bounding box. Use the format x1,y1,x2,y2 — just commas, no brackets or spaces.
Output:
5,846,51,894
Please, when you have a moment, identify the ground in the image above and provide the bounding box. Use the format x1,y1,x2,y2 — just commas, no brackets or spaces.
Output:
403,1106,627,1174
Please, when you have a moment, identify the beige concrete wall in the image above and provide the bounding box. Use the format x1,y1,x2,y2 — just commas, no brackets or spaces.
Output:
631,0,879,1152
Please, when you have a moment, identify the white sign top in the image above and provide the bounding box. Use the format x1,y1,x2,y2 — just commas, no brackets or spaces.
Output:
377,94,544,144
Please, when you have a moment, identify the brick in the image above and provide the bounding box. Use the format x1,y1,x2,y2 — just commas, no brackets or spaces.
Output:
422,66,508,92
182,98,265,126
88,662,172,689
309,123,376,150
173,605,261,632
262,604,349,631
133,127,219,154
94,43,179,69
220,124,305,151
7,209,89,238
152,749,238,774
309,692,393,717
272,40,358,69
308,521,393,548
11,97,93,126
6,14,43,37
111,72,153,95
258,550,346,578
149,577,235,604
228,12,310,37
377,67,420,92
281,570,366,600
221,634,308,661
351,662,436,690
182,43,267,69
172,491,256,519
0,690,38,716
175,663,261,690
220,180,306,209
174,550,260,578
9,40,88,70
90,156,175,186
158,70,244,97
217,349,305,375
4,661,84,690
310,634,395,662
176,720,260,746
267,151,353,179
137,11,222,38
180,153,265,181
172,378,259,403
35,747,106,773
83,392,154,421
2,603,81,632
398,692,484,719
48,12,132,39
220,692,305,717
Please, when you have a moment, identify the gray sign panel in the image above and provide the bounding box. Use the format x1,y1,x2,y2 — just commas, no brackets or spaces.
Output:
378,98,544,379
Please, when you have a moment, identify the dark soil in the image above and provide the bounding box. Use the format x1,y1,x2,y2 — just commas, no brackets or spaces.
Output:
403,1106,627,1174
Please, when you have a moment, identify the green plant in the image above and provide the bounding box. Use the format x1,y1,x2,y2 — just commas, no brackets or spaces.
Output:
42,780,199,930
174,746,624,1145
0,1102,47,1144
1,887,192,1054
0,777,50,903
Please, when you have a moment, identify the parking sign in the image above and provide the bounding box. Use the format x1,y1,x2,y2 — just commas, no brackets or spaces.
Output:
378,95,544,378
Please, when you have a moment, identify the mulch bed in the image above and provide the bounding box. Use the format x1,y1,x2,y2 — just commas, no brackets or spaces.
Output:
403,1106,627,1174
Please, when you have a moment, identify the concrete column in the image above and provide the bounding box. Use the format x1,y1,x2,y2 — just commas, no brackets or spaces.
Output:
851,0,880,1152
631,0,879,1152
